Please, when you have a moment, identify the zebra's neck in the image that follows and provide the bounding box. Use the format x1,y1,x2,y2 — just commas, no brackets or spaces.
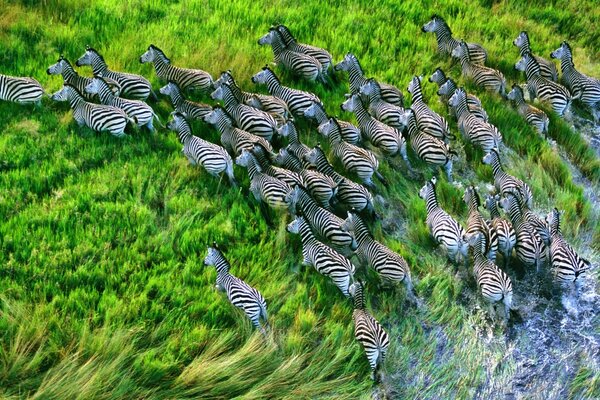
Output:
352,288,365,310
518,41,531,57
512,92,526,106
297,190,319,215
176,122,193,145
269,35,287,58
216,115,234,134
313,104,328,125
549,214,561,237
168,86,184,107
506,200,524,225
352,216,372,247
327,123,343,145
352,100,372,126
559,55,576,77
67,90,85,110
435,26,457,53
281,153,302,171
222,87,241,110
410,81,424,103
406,112,419,138
97,83,116,104
458,52,471,70
245,155,261,180
212,255,231,275
454,95,469,118
425,189,439,214
489,155,507,181
226,83,245,104
90,54,109,75
264,75,283,97
298,219,318,246
487,200,500,219
347,61,367,93
61,63,79,82
524,61,542,81
443,80,457,98
314,154,338,178
152,56,173,78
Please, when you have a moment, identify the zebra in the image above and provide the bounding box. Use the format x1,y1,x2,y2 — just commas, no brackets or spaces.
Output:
463,186,498,261
341,93,409,165
0,74,43,106
448,88,502,152
319,117,385,190
334,53,404,106
303,145,375,216
484,194,516,268
215,70,290,121
398,109,455,181
166,112,236,186
274,24,333,71
286,185,358,255
513,32,558,82
431,69,488,121
139,44,213,92
275,120,311,167
507,85,549,137
358,79,407,130
348,281,390,381
159,82,212,121
515,52,572,117
204,106,273,155
50,84,132,137
75,46,154,100
407,75,452,143
421,15,487,65
545,208,591,284
482,148,533,209
204,243,268,334
498,191,548,271
341,212,415,300
466,232,513,321
551,41,600,122
287,215,355,296
258,28,326,83
251,67,322,117
85,77,159,131
236,149,292,211
211,82,277,141
304,100,361,145
47,55,96,101
250,143,305,187
419,177,468,264
273,147,338,209
452,41,506,96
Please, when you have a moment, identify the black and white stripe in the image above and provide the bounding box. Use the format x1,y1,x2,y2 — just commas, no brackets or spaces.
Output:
139,44,213,92
513,32,558,82
507,85,549,136
47,55,96,101
419,177,468,263
463,186,498,261
484,194,516,269
334,53,404,106
204,107,273,155
407,76,452,142
274,24,333,72
304,100,361,144
167,112,236,186
0,74,43,105
76,46,154,100
159,82,212,121
287,215,355,296
452,41,506,95
275,120,311,167
358,79,407,130
515,52,572,117
204,243,268,333
422,15,487,64
481,148,533,209
431,69,488,121
250,143,304,187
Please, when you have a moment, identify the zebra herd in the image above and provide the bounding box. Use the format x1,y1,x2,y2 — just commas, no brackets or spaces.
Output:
1,18,597,381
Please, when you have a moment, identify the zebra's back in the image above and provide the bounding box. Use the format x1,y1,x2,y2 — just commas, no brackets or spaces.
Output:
0,75,44,104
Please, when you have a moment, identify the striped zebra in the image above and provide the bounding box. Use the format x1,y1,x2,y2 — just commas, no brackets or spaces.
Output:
276,120,311,167
303,145,375,216
251,67,322,117
431,69,488,121
334,53,404,106
286,185,358,256
215,70,290,121
341,93,409,165
419,177,468,264
551,42,600,122
449,88,502,152
166,112,236,186
159,82,212,121
452,41,506,96
139,44,213,92
0,74,43,106
466,232,513,321
258,28,326,83
76,46,154,100
320,117,385,190
515,52,572,117
273,147,338,209
274,24,333,72
545,208,591,284
204,243,268,334
513,32,558,82
50,84,131,137
348,281,390,381
341,212,415,300
421,15,487,64
236,149,292,211
407,75,452,142
304,100,362,144
85,77,159,131
211,82,277,141
250,143,304,187
482,148,533,209
287,215,355,296
358,79,407,130
47,55,96,101
463,186,498,261
484,194,516,268
507,85,549,137
204,106,273,155
399,109,455,181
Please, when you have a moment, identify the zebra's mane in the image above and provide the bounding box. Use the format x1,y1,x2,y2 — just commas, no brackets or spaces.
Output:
149,44,171,64
86,46,106,63
432,14,452,34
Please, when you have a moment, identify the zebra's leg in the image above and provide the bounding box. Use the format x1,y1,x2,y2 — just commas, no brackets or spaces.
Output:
149,90,159,102
145,120,155,133
444,160,454,183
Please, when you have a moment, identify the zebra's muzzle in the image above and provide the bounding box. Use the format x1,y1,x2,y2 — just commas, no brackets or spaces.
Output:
46,68,51,75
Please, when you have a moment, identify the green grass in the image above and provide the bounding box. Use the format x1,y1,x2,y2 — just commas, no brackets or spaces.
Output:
1,1,599,399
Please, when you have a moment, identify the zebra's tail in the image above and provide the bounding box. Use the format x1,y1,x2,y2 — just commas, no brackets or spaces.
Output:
226,162,238,188
152,112,165,128
374,170,389,188
128,116,138,126
503,291,513,319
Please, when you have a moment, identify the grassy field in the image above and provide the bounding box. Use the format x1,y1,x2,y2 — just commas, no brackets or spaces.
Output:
1,1,599,399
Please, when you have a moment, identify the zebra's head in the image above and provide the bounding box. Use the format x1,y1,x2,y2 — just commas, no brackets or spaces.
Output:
507,85,524,102
285,185,303,214
303,101,321,119
340,93,360,113
348,281,364,308
514,52,531,72
159,82,176,96
550,42,571,61
358,79,378,97
465,231,484,250
251,67,275,85
447,87,465,108
275,24,296,46
166,112,186,132
84,78,102,95
421,15,446,33
210,85,225,101
437,78,455,97
484,194,500,213
258,29,277,46
513,31,529,49
203,243,222,267
340,212,356,233
204,107,227,126
140,45,167,64
418,177,436,200
75,46,101,67
286,216,303,234
407,76,422,96
463,186,481,210
482,148,499,166
235,149,253,168
429,68,446,85
245,95,263,109
50,85,76,102
317,117,333,137
215,70,234,87
46,56,70,75
273,147,290,166
545,208,561,236
451,41,468,59
397,109,413,129
333,53,357,72
276,120,294,138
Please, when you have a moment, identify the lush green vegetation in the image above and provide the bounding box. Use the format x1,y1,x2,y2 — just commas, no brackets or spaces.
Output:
1,1,598,398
